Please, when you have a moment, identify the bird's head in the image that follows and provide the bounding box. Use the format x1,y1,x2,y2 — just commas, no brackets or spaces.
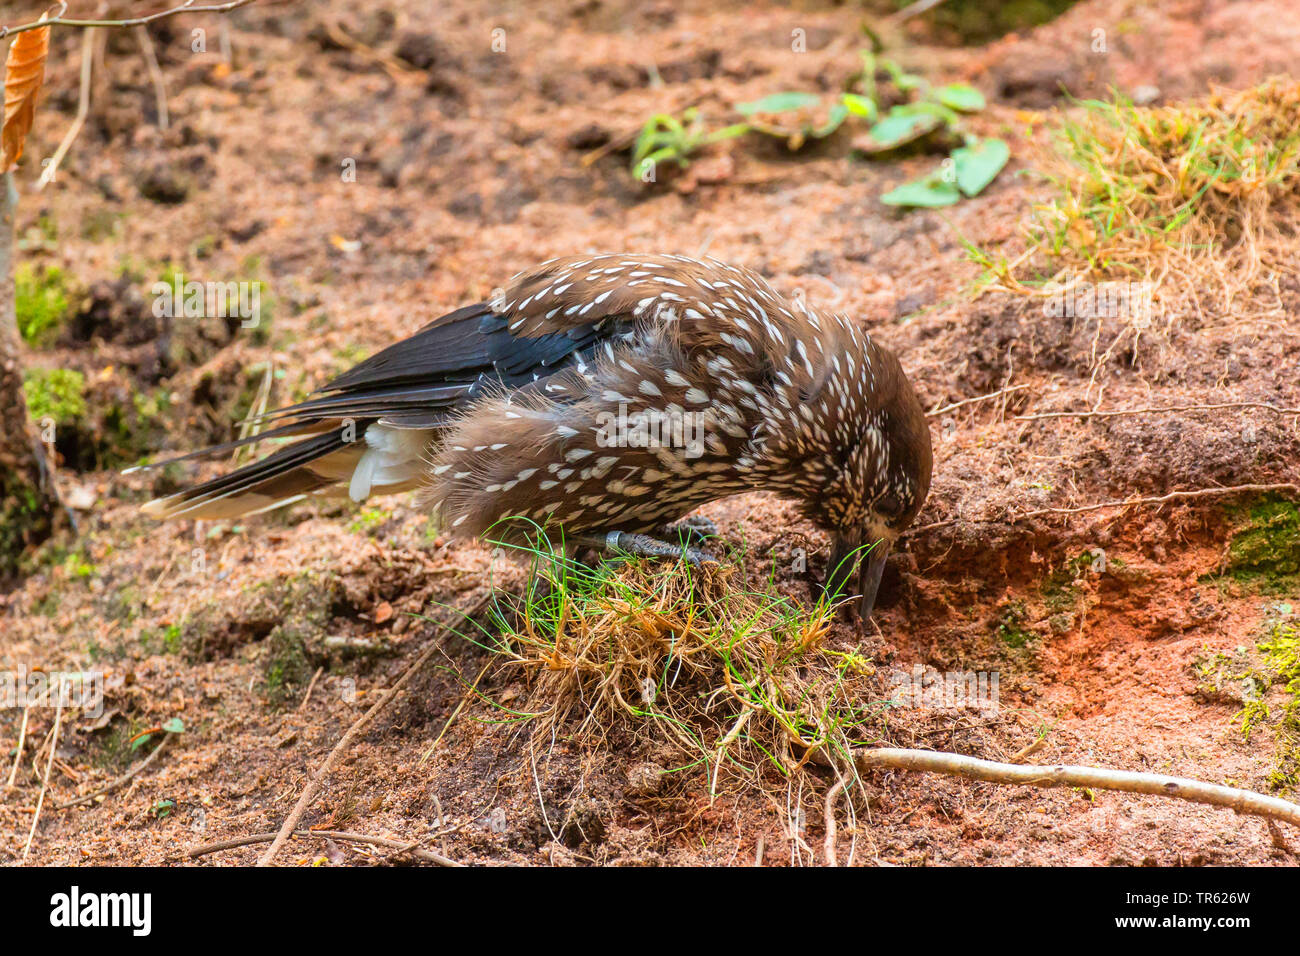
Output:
814,345,932,620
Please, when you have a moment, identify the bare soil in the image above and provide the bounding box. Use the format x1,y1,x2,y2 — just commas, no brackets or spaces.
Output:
2,0,1299,866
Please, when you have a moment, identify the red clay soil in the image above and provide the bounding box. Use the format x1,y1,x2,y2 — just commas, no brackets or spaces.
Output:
2,0,1299,866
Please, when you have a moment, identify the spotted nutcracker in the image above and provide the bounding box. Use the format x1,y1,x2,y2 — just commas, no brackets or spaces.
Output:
138,254,933,618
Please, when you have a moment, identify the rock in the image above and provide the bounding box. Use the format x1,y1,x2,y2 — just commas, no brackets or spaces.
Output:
625,762,667,797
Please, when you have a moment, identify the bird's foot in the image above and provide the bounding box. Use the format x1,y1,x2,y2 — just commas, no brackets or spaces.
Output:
656,515,718,548
573,530,717,567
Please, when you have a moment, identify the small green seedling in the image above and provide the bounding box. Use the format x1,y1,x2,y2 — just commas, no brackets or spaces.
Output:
630,107,749,182
130,717,185,752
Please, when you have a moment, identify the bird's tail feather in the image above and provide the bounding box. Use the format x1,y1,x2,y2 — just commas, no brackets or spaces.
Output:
139,423,436,521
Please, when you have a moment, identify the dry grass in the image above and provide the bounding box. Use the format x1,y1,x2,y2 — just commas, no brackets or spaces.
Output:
458,531,890,805
973,78,1300,385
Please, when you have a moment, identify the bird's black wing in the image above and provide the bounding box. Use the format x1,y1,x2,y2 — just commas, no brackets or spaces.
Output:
139,303,617,469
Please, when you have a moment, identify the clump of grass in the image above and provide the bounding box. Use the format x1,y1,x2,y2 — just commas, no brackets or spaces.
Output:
1036,81,1300,271
463,528,886,799
15,263,73,344
984,79,1300,340
22,367,86,423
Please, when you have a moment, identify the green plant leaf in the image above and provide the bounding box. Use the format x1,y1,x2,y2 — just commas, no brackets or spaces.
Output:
701,123,753,146
952,137,1011,196
881,174,961,208
841,93,877,121
736,91,822,116
162,717,185,734
861,107,942,150
935,83,986,112
813,102,851,138
883,60,925,93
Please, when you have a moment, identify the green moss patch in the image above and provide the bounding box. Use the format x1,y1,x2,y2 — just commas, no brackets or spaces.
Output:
1235,609,1300,793
1228,499,1300,576
15,264,75,345
22,368,87,423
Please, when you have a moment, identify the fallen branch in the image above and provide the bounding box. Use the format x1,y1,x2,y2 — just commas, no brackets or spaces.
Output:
54,733,169,810
855,747,1300,828
822,773,847,867
256,594,491,866
187,828,463,866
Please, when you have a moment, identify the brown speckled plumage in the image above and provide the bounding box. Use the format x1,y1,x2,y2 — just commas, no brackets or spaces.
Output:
140,254,933,614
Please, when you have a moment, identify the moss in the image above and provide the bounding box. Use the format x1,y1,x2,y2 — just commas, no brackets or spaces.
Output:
995,601,1036,649
15,263,73,344
262,624,312,705
1235,613,1300,792
22,368,86,424
347,506,391,535
140,623,183,655
1227,499,1300,579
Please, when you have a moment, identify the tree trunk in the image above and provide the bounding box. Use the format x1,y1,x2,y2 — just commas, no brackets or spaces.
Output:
0,171,62,578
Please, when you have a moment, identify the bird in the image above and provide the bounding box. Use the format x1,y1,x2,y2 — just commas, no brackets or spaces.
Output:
136,254,933,618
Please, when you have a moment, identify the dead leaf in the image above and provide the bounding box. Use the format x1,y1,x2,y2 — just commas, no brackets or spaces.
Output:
2,20,51,173
373,601,394,624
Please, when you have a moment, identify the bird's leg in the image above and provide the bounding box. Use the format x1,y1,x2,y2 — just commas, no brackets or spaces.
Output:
572,530,716,566
655,515,718,548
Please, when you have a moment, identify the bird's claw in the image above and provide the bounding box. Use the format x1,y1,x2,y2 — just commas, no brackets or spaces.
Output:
657,515,718,548
575,530,717,566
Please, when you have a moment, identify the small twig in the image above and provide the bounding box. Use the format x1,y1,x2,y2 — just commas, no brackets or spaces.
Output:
134,24,169,130
1018,483,1300,518
419,657,492,764
927,384,1030,419
2,0,258,38
822,774,847,867
297,666,324,712
1008,737,1047,764
5,706,30,789
36,24,97,191
320,16,418,81
54,733,169,810
257,595,490,866
186,828,463,866
886,0,951,25
1017,401,1300,422
855,748,1300,828
21,682,63,861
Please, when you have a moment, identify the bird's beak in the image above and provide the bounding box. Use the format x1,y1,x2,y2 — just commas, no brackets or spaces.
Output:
824,533,891,621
